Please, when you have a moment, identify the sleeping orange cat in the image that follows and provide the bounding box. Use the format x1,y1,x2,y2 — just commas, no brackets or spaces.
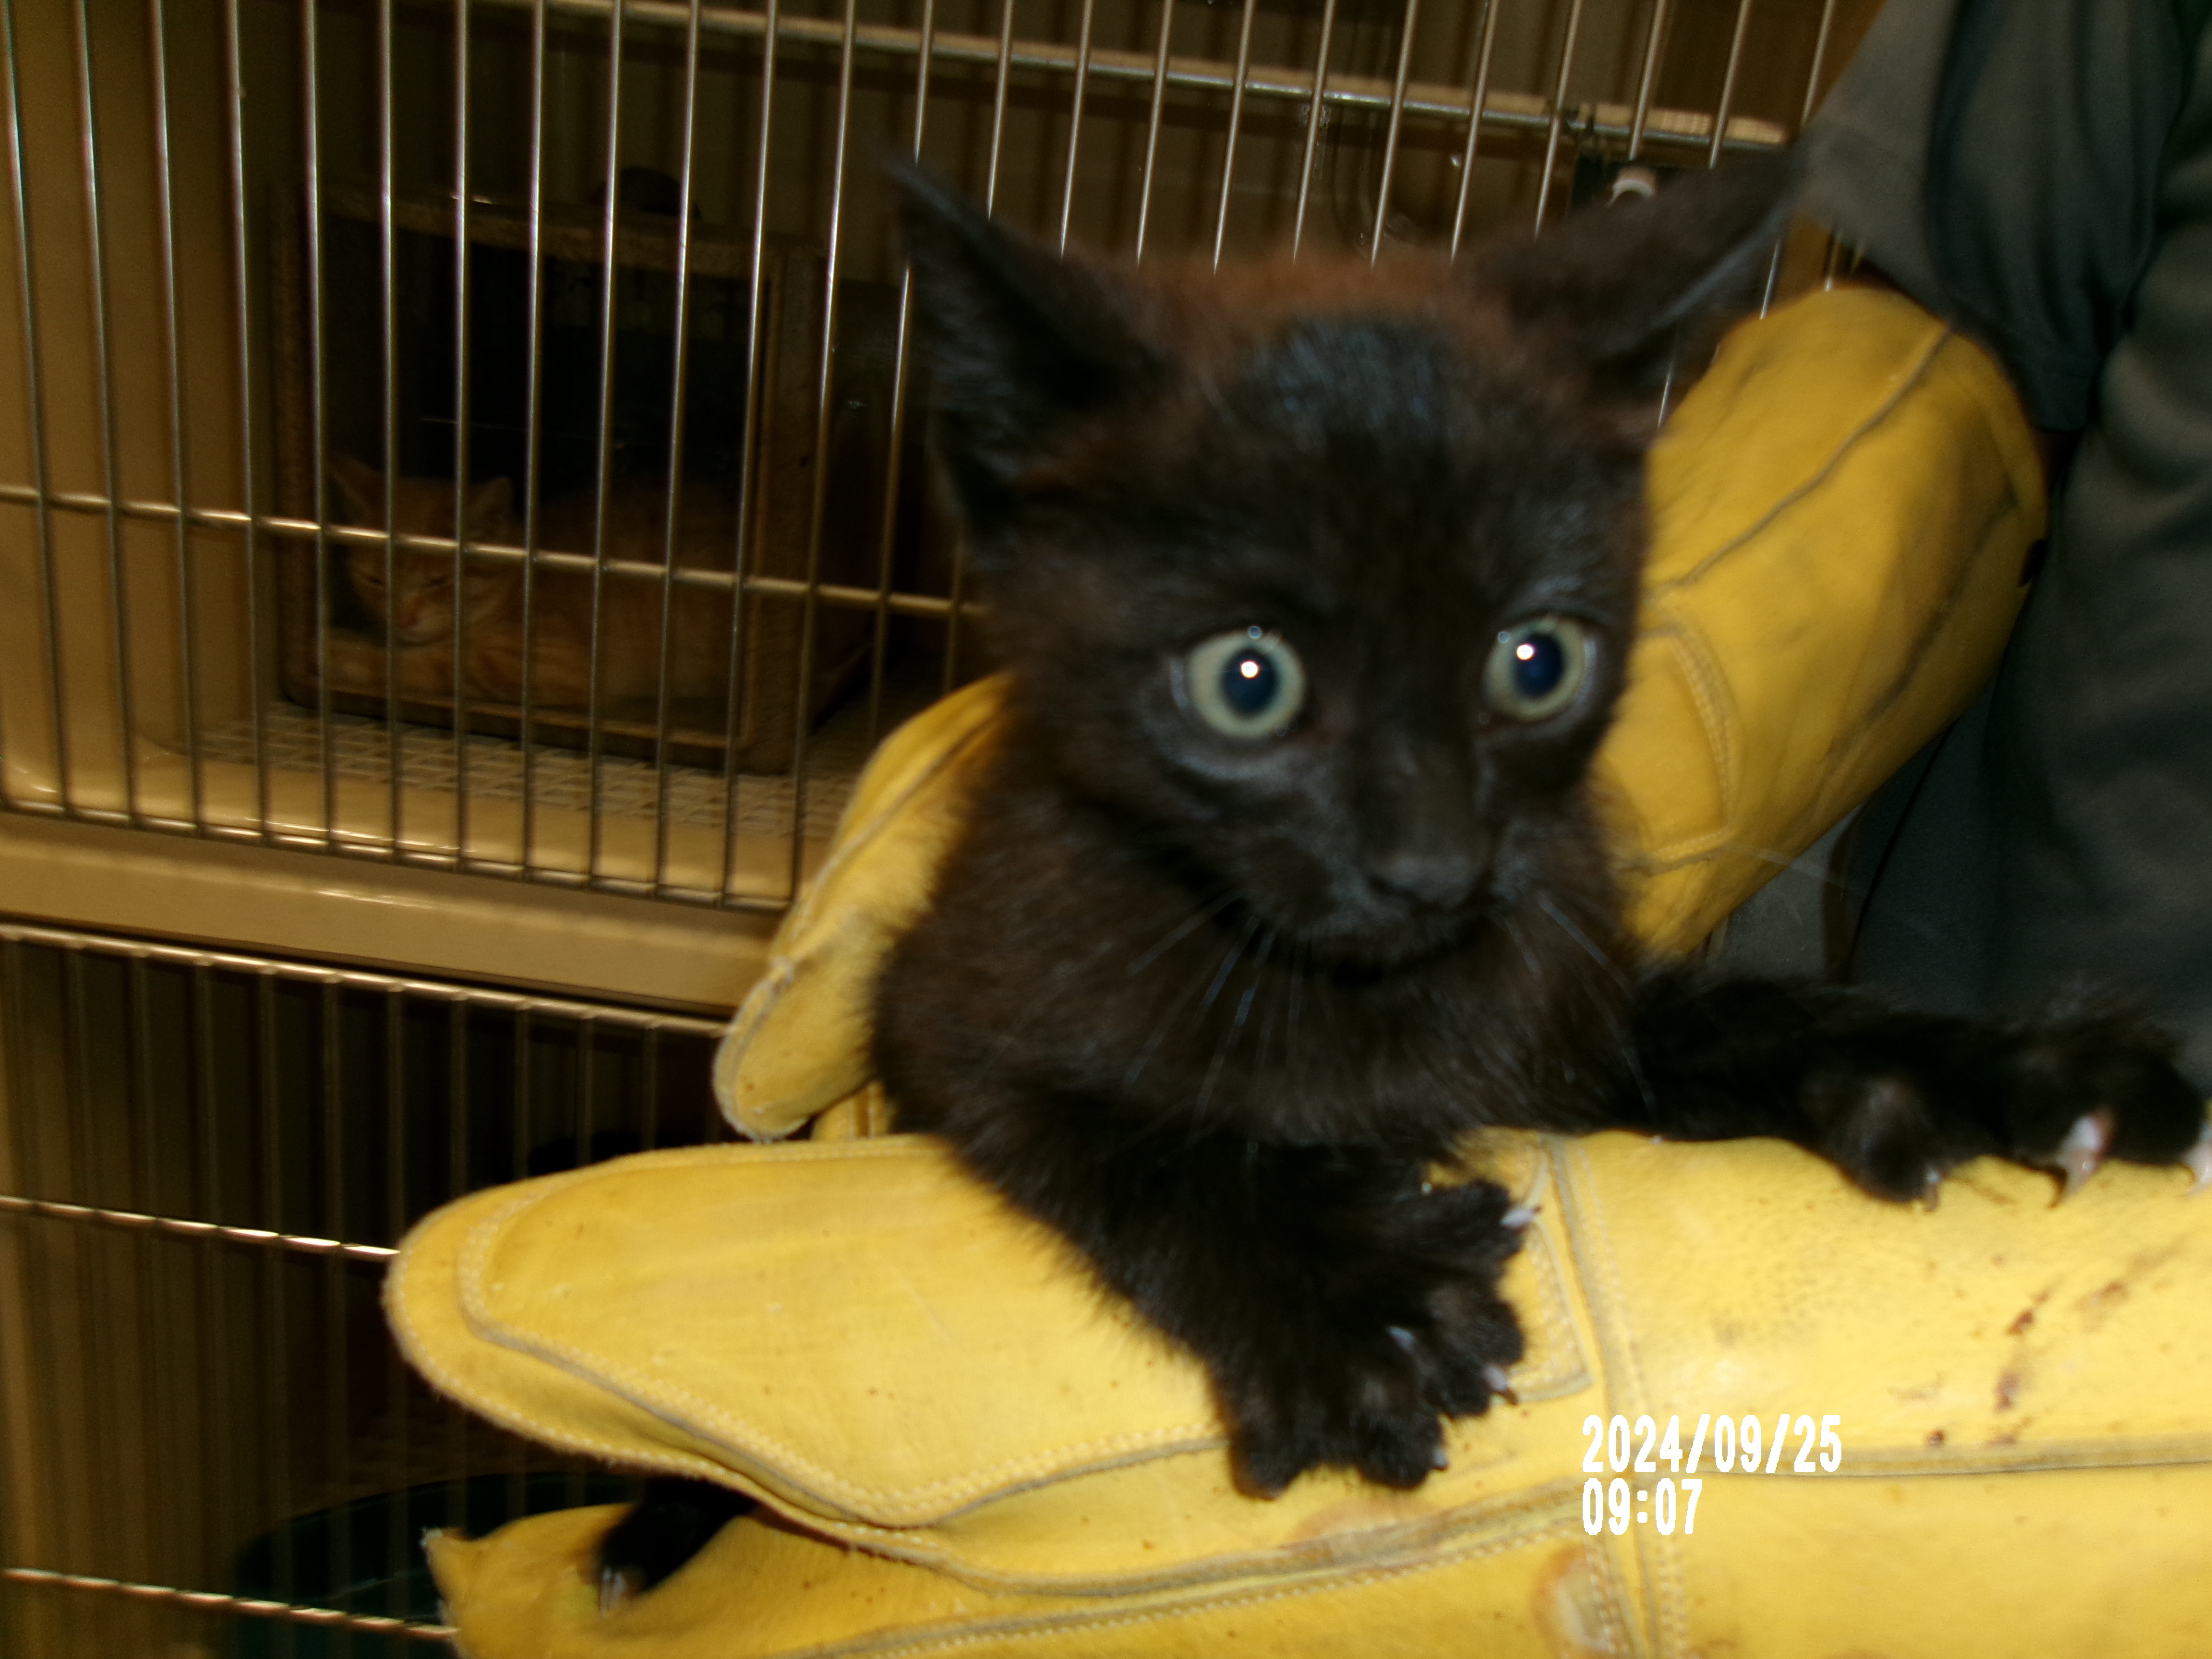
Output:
323,453,741,711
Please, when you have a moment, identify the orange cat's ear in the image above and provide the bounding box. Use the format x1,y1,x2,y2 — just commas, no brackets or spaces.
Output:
1469,148,1797,420
327,454,384,526
892,163,1159,530
463,476,513,542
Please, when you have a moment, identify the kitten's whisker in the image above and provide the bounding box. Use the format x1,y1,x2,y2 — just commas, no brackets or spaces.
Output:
1126,886,1239,977
1198,915,1261,1019
1620,1027,1659,1119
1252,928,1287,1070
1123,919,1247,1092
1536,893,1628,986
1193,916,1263,1115
1231,928,1276,1048
1500,910,1547,984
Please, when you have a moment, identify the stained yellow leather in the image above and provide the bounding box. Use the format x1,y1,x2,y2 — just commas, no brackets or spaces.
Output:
714,286,2042,1139
390,286,2132,1656
400,1132,2212,1658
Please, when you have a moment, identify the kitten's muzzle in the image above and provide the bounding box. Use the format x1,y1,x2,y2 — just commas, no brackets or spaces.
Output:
390,615,457,645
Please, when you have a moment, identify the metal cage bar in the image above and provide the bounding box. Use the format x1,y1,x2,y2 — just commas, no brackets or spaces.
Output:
145,0,203,837
451,0,479,866
67,0,141,828
0,0,72,817
648,0,709,898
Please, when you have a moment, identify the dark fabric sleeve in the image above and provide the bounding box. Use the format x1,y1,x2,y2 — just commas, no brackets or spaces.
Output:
1839,8,2212,1092
1796,0,1961,317
1803,0,2210,431
1983,28,2212,1086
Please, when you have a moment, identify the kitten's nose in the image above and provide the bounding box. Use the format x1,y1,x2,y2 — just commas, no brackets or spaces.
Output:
1363,731,1483,910
1368,844,1480,910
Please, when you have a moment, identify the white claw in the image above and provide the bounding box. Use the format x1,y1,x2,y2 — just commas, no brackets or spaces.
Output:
1388,1324,1419,1356
599,1568,639,1618
1431,1443,1451,1470
2056,1110,2114,1200
2184,1124,2212,1195
1482,1363,1519,1407
1919,1164,1942,1212
1501,1204,1537,1231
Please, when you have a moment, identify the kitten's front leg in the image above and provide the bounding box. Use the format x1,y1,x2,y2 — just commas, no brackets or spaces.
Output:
1619,974,2211,1203
920,1092,1527,1495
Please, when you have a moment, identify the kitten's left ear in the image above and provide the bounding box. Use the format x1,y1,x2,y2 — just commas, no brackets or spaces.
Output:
1473,148,1799,413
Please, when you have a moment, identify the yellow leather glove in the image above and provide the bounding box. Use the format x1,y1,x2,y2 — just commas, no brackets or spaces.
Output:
394,1133,2212,1659
387,288,2202,1659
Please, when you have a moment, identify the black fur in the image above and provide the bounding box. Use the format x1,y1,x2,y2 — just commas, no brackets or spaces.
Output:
601,154,2201,1595
595,1477,754,1606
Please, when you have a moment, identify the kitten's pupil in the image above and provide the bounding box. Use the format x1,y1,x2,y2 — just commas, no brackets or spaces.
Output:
1509,636,1563,700
1223,649,1277,719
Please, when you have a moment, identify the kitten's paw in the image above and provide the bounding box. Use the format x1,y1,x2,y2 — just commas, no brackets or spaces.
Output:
1807,1071,1960,1204
1809,1006,2207,1204
321,635,389,690
1225,1183,1527,1495
1999,1007,2207,1197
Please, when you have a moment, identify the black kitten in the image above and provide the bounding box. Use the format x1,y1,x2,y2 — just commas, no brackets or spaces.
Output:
599,155,2205,1597
870,155,2207,1496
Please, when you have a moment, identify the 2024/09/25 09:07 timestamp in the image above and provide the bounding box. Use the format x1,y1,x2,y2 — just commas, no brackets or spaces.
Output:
1581,1412,1844,1536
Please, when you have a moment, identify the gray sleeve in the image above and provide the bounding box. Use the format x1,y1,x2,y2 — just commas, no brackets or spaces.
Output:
1796,0,1961,319
1803,0,2210,431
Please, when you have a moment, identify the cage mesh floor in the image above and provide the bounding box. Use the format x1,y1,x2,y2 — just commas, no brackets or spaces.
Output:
196,669,948,842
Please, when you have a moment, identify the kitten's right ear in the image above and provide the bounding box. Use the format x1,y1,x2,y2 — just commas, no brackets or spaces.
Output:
1472,149,1798,411
893,164,1157,522
326,454,383,526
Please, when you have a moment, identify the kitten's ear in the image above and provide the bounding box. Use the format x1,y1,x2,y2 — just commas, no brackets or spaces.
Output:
893,163,1157,521
1473,148,1798,412
327,454,384,526
463,476,513,542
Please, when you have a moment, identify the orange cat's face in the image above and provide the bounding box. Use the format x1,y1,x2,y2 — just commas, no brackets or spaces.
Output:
327,457,516,645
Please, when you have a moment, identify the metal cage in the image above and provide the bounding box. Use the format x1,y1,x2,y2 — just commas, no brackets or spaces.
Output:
0,0,1876,1647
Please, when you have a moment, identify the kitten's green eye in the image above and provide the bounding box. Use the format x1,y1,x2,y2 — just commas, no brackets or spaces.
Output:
1181,627,1307,740
1485,615,1591,721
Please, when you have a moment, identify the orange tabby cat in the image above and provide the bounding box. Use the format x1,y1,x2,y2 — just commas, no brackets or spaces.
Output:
324,452,741,710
